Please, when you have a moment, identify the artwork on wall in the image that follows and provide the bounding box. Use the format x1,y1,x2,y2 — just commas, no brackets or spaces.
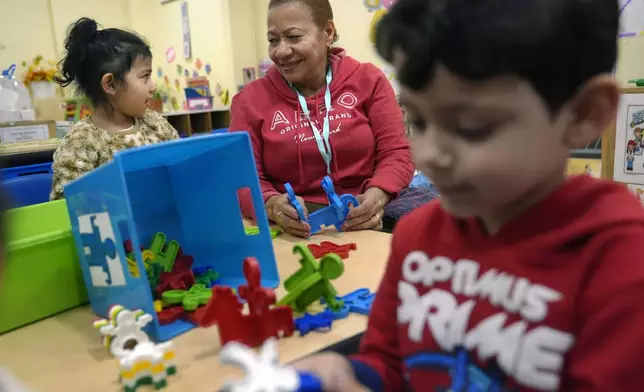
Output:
613,93,644,185
627,184,644,205
205,63,212,75
363,0,399,12
195,59,202,70
181,1,192,59
166,47,176,63
619,0,644,38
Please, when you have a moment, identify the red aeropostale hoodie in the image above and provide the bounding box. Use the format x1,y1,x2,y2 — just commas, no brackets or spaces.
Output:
350,175,644,392
229,48,414,218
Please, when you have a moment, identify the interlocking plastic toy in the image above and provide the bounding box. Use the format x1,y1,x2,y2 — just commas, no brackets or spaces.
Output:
218,338,323,392
92,305,177,391
199,257,294,347
285,176,358,235
161,283,212,311
277,244,344,313
147,232,180,272
294,311,335,336
323,288,375,317
307,241,357,259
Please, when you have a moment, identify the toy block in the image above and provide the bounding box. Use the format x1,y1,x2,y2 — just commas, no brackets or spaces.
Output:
161,283,212,311
219,338,323,392
284,176,358,235
294,311,335,336
92,305,177,391
277,244,344,313
307,241,357,259
200,258,294,346
322,288,375,316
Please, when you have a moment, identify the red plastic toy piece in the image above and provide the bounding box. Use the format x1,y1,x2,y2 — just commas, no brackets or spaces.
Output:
198,258,295,346
307,241,357,259
238,257,276,315
155,269,196,297
173,252,194,272
157,306,186,325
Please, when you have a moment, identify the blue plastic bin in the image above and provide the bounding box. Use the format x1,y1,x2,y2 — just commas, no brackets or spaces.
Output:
63,132,278,342
0,162,53,180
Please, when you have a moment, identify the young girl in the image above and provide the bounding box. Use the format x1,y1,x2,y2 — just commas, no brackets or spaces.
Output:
50,17,179,200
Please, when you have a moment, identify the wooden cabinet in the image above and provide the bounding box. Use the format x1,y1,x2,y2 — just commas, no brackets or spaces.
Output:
162,108,230,137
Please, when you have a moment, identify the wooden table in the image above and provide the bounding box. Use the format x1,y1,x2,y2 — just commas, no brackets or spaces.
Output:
0,229,392,391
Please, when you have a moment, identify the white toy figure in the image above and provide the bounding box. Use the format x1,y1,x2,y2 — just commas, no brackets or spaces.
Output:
93,305,177,391
219,338,322,392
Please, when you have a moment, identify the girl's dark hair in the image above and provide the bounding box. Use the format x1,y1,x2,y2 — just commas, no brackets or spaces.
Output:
375,0,619,112
55,17,152,106
268,0,339,43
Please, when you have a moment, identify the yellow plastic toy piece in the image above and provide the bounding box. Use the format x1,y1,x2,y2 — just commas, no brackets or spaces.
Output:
154,300,163,313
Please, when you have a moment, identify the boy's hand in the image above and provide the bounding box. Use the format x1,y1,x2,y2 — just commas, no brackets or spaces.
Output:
292,352,370,392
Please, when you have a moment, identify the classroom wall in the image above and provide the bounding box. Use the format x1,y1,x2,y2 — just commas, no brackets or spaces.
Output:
617,37,644,86
0,0,130,76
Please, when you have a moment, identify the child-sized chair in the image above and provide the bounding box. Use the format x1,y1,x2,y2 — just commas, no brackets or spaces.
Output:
2,173,53,208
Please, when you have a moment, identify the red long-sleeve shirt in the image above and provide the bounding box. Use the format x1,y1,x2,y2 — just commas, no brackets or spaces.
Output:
229,48,414,218
350,175,644,392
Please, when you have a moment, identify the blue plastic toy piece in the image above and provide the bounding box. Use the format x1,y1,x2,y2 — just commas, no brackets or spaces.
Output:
285,182,307,221
64,132,279,342
294,311,335,336
323,288,375,316
297,371,324,392
284,176,358,235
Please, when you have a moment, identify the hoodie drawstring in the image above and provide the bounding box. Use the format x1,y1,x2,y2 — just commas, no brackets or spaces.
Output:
296,98,304,193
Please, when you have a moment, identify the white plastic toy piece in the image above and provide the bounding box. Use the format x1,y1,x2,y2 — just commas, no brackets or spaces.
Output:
118,341,177,391
93,305,153,358
219,338,300,392
93,305,177,391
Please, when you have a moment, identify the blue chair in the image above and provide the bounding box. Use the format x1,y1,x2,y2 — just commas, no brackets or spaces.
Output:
211,128,229,134
2,173,53,208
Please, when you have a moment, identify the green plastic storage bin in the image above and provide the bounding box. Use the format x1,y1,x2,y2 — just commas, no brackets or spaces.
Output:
0,199,88,334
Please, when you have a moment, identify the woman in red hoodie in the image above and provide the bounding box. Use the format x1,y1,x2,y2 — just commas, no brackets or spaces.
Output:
230,0,414,238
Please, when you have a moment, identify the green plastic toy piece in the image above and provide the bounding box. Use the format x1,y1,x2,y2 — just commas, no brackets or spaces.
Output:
147,232,180,272
277,243,344,313
146,263,164,294
195,269,219,287
244,226,282,238
161,283,212,311
629,79,644,87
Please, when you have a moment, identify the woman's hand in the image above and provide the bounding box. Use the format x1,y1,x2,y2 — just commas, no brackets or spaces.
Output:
292,352,370,392
342,187,390,232
266,194,311,238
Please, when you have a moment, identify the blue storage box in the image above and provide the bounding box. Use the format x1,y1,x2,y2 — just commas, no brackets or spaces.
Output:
63,132,278,342
0,162,53,180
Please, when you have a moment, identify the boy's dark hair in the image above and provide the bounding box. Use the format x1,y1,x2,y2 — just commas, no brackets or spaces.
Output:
375,0,619,112
268,0,339,43
55,17,152,106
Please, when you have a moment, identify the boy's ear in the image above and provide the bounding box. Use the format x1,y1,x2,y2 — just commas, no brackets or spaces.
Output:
562,75,620,149
101,73,117,96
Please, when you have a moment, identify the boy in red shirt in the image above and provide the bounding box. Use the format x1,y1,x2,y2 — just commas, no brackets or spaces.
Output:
294,0,644,391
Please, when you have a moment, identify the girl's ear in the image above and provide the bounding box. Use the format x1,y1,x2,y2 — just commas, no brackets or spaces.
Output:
101,73,117,96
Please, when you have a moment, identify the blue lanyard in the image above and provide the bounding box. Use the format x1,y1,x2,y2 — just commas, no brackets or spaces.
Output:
291,67,334,174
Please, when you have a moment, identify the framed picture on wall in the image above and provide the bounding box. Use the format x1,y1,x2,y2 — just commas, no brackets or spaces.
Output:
613,92,644,185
